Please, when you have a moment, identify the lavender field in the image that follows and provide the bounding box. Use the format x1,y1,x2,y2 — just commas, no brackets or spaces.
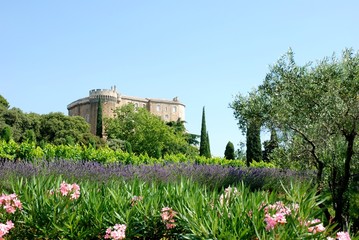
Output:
0,159,315,191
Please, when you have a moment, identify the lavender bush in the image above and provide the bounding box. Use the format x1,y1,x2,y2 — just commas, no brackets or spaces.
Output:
0,159,315,192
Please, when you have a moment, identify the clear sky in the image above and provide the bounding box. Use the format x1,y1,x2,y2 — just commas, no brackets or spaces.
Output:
1,1,359,157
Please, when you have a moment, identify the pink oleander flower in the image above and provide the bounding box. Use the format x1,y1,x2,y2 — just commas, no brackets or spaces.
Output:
274,212,286,224
265,214,277,231
59,181,80,200
161,207,177,229
104,224,126,240
0,193,22,214
337,231,351,240
264,201,294,231
306,219,325,234
166,222,176,229
265,201,291,216
0,220,14,239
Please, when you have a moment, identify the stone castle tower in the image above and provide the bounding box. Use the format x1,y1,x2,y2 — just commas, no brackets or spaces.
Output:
67,86,185,134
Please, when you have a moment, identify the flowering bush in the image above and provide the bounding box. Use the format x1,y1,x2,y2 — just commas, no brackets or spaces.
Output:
59,181,81,200
0,193,22,214
327,231,351,240
306,218,326,234
104,224,126,240
0,220,14,239
0,163,356,239
263,201,293,231
0,193,22,239
161,207,177,229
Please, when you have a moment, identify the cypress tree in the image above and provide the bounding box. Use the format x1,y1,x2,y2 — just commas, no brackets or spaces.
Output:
96,97,103,138
206,131,211,157
224,141,235,160
246,120,262,166
199,107,211,158
262,128,278,162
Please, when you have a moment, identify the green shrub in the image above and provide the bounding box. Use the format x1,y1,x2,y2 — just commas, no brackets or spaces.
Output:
1,175,349,239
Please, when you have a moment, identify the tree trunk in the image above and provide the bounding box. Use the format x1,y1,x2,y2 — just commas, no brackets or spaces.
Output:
333,133,355,229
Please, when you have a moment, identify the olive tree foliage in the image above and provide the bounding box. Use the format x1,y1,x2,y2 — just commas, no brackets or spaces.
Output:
104,104,192,158
260,48,359,229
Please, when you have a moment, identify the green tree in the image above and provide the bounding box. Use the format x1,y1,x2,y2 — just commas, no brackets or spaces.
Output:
0,94,9,109
235,142,246,160
105,104,190,158
3,107,29,142
40,112,99,145
224,141,235,160
167,119,200,147
246,120,262,165
0,125,12,142
167,119,186,134
23,129,36,143
0,103,42,143
206,132,211,157
230,90,267,166
199,107,211,158
96,97,103,138
186,133,200,146
262,129,278,162
260,48,359,229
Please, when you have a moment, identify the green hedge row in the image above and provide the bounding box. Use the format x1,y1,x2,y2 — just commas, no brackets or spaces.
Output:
0,140,276,168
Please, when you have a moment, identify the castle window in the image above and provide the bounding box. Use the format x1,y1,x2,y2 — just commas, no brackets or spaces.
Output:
156,105,161,111
165,114,169,120
134,103,139,108
143,103,146,108
172,106,177,113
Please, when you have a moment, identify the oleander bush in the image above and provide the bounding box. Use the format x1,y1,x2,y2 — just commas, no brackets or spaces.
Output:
0,160,355,239
0,174,354,239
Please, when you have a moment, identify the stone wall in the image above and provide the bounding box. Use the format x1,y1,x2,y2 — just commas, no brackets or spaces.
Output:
67,86,185,135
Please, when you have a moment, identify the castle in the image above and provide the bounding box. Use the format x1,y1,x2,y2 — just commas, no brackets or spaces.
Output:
67,86,185,134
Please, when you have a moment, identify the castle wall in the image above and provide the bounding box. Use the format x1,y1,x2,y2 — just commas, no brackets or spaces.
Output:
67,86,185,136
148,100,185,122
68,99,91,123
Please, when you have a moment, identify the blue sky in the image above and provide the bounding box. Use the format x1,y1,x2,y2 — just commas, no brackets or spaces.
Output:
1,1,359,157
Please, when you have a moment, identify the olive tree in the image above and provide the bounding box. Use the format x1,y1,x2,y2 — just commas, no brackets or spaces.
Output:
260,48,359,229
